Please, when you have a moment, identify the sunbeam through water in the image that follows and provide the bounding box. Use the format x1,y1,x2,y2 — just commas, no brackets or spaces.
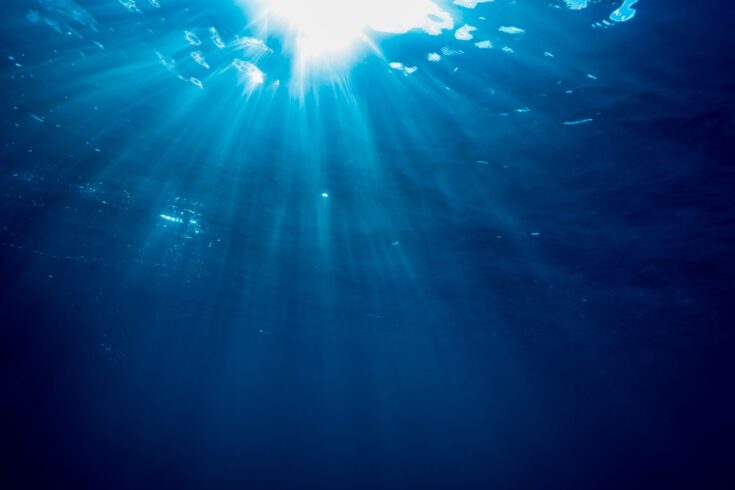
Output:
2,0,735,488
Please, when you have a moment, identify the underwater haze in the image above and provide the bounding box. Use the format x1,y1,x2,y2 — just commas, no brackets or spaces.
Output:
1,0,734,488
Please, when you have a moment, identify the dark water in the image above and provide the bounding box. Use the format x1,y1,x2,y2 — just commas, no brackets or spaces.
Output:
1,1,734,488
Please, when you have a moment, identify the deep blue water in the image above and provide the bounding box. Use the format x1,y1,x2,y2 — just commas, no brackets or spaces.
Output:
1,1,734,488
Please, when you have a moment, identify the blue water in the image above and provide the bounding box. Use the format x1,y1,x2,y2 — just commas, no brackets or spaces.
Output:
1,1,734,488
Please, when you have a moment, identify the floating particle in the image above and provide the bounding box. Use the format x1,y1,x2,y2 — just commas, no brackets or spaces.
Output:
441,46,464,57
185,31,201,46
210,27,226,48
188,77,203,89
160,214,184,223
610,0,639,23
455,24,477,41
232,59,266,87
156,51,176,71
563,118,593,126
389,62,418,76
564,0,589,10
499,26,525,35
191,51,210,69
119,0,139,12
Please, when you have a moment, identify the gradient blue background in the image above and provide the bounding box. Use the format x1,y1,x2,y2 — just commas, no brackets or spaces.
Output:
1,1,734,488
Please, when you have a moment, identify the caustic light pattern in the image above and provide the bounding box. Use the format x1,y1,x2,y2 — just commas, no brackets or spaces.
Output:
26,0,643,92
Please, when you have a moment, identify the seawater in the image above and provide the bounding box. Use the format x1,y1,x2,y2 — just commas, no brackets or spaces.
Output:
1,1,734,488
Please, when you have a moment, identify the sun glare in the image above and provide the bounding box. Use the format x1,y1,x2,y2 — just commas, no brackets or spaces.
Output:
244,0,454,63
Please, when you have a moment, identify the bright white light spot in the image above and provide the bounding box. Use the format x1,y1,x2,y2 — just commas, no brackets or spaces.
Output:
453,0,495,7
242,0,454,63
389,62,418,76
321,193,330,198
232,59,265,91
498,26,525,35
455,24,477,41
160,214,184,223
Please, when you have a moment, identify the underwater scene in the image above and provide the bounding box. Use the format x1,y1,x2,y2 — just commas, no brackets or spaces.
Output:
1,0,734,488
